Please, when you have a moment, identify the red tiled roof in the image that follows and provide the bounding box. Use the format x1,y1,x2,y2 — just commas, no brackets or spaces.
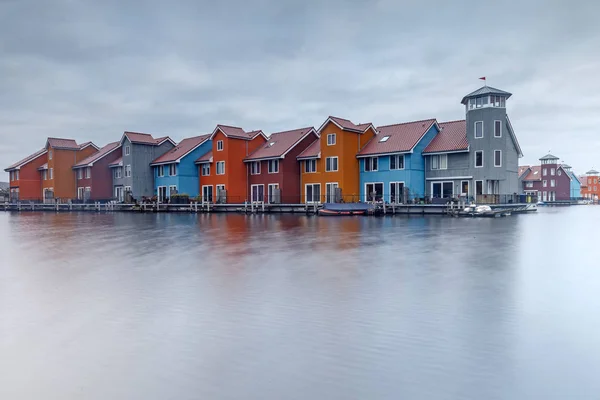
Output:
4,148,47,171
523,166,542,181
422,120,468,154
245,127,316,161
109,157,122,167
580,176,588,187
78,141,97,150
358,119,437,157
73,142,120,168
151,135,210,165
46,137,80,150
212,125,265,140
195,151,213,164
518,165,530,178
297,139,321,159
122,131,172,145
327,116,373,133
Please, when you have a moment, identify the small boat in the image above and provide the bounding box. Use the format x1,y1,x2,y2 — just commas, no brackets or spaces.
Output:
318,209,365,216
459,205,508,218
318,202,374,216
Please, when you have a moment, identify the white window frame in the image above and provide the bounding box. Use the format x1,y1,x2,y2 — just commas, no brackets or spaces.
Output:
365,182,384,202
125,165,131,177
327,133,336,146
475,121,484,139
430,154,447,170
267,159,279,174
460,180,470,196
169,164,177,176
125,146,130,156
115,186,124,202
49,150,53,160
389,181,405,204
325,156,338,172
431,181,454,199
115,168,122,179
77,169,83,180
304,159,316,173
550,168,555,176
157,165,164,177
250,184,265,203
543,180,547,188
77,187,84,200
526,181,533,188
305,183,321,204
202,185,213,203
267,183,279,204
390,154,405,170
474,151,484,168
216,161,225,175
494,120,502,138
217,140,224,151
250,161,261,175
49,168,53,179
550,180,556,188
494,150,502,167
157,186,167,202
201,164,210,176
85,167,91,179
325,182,339,203
365,157,378,172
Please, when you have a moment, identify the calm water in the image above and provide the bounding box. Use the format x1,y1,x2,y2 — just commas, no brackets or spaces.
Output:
1,208,599,399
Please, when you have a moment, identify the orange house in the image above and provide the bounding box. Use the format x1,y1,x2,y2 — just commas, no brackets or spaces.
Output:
40,138,99,202
582,169,600,201
297,116,376,203
196,125,267,203
4,148,48,201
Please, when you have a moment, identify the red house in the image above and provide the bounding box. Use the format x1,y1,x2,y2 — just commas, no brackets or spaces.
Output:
244,127,318,203
72,142,121,201
4,148,48,201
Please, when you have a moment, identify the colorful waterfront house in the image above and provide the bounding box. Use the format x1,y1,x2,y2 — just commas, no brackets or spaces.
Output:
195,125,267,203
561,164,581,199
71,142,122,202
357,118,439,202
423,86,523,202
297,116,376,203
4,148,48,201
582,169,600,201
579,174,588,198
149,134,212,202
40,138,99,203
243,127,318,204
520,154,573,201
111,132,175,202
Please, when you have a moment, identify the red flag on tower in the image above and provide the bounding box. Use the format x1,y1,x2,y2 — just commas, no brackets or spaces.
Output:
479,77,486,81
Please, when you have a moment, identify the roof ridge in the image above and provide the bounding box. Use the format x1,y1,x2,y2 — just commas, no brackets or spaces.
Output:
216,124,245,129
270,126,314,136
439,119,466,124
376,118,436,129
124,131,153,135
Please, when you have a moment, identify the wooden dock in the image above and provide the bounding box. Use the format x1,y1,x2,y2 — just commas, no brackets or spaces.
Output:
0,201,538,215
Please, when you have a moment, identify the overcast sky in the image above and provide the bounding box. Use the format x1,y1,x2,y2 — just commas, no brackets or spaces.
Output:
2,0,600,179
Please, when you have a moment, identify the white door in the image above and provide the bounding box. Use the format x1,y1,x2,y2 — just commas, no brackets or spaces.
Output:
268,184,279,203
542,191,547,201
158,187,167,202
115,187,123,202
251,185,264,202
325,183,338,203
202,186,213,203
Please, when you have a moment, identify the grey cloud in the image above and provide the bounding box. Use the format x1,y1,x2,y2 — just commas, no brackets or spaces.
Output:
1,0,600,176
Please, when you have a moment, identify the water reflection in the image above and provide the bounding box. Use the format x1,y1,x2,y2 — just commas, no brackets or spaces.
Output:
1,208,600,399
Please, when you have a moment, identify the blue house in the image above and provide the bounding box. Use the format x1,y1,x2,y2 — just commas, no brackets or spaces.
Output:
150,134,212,201
357,119,440,202
562,164,581,198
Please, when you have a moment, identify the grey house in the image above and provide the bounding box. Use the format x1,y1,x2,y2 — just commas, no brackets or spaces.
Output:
423,86,523,201
110,132,175,201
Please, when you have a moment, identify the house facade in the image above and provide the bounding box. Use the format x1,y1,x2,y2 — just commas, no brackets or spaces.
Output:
150,134,212,201
244,127,318,204
4,148,48,201
562,164,581,199
582,169,600,201
357,118,439,202
196,125,267,203
112,132,175,202
72,142,121,202
423,86,523,202
519,154,572,201
297,116,376,203
41,138,99,202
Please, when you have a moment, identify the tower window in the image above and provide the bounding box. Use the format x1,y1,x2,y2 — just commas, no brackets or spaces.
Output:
475,121,483,139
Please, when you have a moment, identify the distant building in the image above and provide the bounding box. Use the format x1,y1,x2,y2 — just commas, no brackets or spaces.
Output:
4,148,47,202
581,169,600,201
519,154,576,201
423,86,522,201
72,142,122,202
